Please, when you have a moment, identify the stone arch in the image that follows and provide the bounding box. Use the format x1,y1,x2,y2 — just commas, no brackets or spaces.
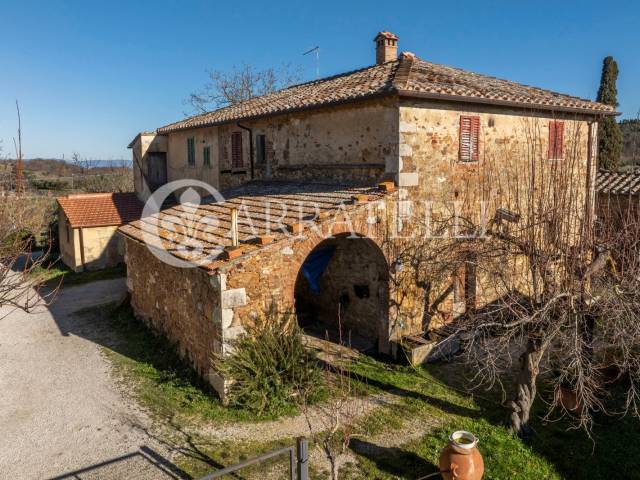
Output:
293,232,391,354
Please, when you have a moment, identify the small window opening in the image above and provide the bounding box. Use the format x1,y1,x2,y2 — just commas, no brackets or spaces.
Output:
353,284,370,299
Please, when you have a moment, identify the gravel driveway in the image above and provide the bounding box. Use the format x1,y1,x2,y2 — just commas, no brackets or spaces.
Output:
0,278,183,479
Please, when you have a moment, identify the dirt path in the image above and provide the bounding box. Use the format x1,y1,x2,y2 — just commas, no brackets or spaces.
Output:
192,393,398,443
0,278,181,480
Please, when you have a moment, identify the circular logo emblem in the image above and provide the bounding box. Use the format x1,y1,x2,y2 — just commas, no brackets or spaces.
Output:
141,179,227,268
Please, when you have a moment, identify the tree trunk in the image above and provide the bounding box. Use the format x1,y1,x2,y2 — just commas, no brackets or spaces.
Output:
509,339,544,436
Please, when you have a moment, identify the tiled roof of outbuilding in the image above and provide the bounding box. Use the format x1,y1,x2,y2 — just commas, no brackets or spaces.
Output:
597,170,640,195
118,181,387,271
158,53,615,134
58,192,143,228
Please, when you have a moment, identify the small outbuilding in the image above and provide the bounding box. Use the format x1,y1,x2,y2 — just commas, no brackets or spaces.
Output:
57,192,143,271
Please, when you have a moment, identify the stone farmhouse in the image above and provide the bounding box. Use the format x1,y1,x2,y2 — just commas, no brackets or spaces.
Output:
122,32,615,397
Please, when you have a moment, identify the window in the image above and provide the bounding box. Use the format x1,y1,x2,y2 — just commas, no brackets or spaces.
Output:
231,131,243,168
187,137,195,166
256,134,266,164
203,146,211,168
548,121,564,159
459,116,480,162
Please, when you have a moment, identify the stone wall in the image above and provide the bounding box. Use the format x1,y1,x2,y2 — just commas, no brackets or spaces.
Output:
124,238,223,379
396,99,596,321
161,98,399,191
294,234,389,348
123,97,599,397
215,197,415,354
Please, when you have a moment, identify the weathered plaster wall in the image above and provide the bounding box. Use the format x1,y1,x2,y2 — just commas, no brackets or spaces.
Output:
132,133,168,199
58,212,81,272
166,128,220,190
58,212,124,272
80,225,125,271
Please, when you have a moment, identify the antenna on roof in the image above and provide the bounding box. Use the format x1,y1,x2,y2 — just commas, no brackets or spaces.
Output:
303,46,320,79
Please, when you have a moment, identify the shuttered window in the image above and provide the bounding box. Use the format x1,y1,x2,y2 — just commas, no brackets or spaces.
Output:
203,146,211,167
187,137,195,166
231,131,243,168
459,116,480,162
548,121,565,159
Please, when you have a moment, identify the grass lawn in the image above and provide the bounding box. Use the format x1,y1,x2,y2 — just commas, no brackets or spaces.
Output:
102,304,277,424
31,262,126,287
99,304,640,479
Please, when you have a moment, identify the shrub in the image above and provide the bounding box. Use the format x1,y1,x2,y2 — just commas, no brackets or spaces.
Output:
218,310,324,417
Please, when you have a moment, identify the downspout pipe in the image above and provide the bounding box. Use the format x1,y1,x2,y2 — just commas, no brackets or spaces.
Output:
237,123,255,180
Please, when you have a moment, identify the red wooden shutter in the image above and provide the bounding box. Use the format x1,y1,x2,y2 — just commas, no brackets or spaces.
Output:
556,121,564,158
459,116,480,162
548,121,564,159
548,121,556,159
231,132,243,168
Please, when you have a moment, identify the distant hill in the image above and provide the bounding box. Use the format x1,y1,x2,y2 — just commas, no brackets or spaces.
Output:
621,119,640,167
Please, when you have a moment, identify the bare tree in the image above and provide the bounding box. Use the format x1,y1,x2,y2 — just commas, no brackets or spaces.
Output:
186,63,302,113
390,118,640,437
70,153,133,193
0,197,56,314
1,107,56,314
301,313,366,480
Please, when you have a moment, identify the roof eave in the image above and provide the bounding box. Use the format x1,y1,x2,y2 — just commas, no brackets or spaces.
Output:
396,89,619,117
157,91,398,134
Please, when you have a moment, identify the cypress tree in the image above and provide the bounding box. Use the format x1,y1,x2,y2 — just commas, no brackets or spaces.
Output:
596,56,623,170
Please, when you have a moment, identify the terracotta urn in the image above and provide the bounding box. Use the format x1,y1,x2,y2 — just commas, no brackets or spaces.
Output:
438,431,484,480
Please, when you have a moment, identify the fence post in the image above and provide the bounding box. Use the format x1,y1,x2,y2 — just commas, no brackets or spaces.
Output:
296,437,309,480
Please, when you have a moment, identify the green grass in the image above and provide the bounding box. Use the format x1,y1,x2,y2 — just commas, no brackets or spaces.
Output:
344,356,640,480
101,304,299,424
95,304,639,479
32,263,126,287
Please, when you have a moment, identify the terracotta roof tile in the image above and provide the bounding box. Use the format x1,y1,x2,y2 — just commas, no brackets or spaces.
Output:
118,181,387,271
596,170,640,196
58,192,143,228
158,54,615,134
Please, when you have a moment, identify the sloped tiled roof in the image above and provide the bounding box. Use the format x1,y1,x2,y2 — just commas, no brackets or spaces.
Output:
118,181,387,271
58,192,143,228
597,170,640,195
158,53,615,133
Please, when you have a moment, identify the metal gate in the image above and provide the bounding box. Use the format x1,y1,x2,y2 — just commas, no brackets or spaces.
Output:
197,437,309,480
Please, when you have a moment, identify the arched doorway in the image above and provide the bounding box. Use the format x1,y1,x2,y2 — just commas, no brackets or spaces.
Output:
294,233,390,353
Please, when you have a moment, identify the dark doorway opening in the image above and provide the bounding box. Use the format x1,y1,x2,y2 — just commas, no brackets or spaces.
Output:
147,152,168,192
294,234,390,354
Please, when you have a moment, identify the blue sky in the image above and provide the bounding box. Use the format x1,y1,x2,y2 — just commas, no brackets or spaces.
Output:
1,0,638,160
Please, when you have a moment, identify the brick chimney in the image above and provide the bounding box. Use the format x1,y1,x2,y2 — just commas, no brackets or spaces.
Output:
374,31,399,64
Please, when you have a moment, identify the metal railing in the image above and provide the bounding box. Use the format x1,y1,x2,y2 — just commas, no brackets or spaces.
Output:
197,437,309,480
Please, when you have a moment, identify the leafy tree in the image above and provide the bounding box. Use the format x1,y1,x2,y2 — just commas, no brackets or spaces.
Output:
596,56,623,170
